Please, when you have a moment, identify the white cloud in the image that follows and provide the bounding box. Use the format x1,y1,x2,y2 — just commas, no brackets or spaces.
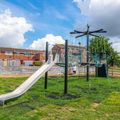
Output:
113,44,120,53
73,0,90,15
110,37,120,52
29,34,65,50
73,0,120,36
0,9,33,48
73,0,120,52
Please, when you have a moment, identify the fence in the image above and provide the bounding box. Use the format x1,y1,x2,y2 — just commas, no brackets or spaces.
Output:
0,65,95,77
0,66,39,75
108,67,120,77
1,65,120,77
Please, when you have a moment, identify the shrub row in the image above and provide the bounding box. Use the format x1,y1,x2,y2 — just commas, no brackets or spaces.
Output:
33,61,43,66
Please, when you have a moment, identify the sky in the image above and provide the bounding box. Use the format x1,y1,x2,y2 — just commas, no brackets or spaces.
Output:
0,0,120,52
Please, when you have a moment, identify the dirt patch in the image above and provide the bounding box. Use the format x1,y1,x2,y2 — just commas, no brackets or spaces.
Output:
91,103,99,111
0,74,31,78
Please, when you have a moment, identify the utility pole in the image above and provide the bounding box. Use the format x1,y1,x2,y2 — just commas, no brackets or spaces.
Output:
70,24,106,81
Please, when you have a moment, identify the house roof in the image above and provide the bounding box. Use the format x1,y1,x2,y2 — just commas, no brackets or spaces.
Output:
0,47,45,54
53,44,86,49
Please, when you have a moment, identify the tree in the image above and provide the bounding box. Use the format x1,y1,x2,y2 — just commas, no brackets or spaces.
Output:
89,36,120,66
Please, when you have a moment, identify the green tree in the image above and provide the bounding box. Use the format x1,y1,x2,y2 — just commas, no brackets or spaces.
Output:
89,36,120,66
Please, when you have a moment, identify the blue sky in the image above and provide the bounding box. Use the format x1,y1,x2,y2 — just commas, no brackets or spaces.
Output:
1,0,120,52
0,0,88,49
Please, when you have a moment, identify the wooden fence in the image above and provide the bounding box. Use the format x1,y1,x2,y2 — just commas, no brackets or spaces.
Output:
108,67,120,77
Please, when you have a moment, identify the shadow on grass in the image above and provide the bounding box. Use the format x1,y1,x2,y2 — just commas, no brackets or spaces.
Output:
7,102,34,110
4,100,35,110
47,92,80,100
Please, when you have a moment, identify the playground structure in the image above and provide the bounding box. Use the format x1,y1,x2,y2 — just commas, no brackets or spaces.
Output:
0,53,58,105
70,25,107,81
0,41,108,105
0,40,70,104
0,25,110,105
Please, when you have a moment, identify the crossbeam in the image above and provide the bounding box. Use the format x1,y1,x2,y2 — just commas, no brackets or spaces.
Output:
70,24,106,81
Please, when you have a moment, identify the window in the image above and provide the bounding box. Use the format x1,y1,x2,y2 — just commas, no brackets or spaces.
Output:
5,51,13,55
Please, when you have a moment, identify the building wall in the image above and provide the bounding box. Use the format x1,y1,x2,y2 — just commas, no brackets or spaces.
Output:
52,44,87,64
0,47,45,66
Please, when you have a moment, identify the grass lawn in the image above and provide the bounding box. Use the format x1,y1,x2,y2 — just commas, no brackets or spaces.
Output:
0,76,120,120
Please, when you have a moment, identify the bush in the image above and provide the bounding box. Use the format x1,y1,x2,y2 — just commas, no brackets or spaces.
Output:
33,61,43,66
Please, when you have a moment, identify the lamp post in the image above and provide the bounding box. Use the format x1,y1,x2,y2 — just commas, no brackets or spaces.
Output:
70,24,106,81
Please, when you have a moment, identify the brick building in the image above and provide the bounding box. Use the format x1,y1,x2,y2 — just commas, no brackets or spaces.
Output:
52,44,87,64
0,47,45,66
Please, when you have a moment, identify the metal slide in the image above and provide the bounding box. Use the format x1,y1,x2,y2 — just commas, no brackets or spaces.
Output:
0,55,58,104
